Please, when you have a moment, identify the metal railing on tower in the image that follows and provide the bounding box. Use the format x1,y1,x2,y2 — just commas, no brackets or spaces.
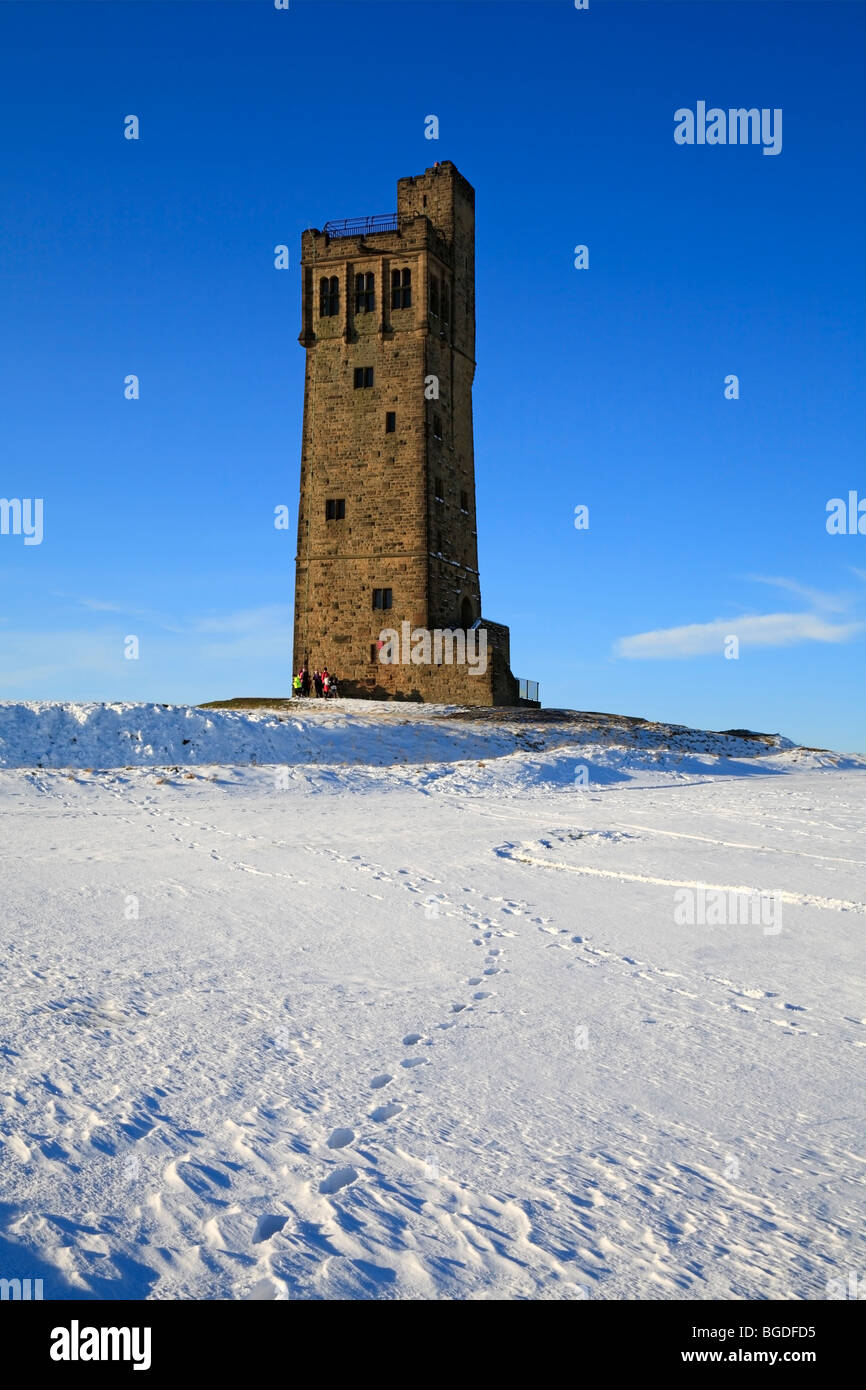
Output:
323,213,400,239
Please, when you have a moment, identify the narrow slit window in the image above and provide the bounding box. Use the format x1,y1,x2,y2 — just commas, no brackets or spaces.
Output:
385,411,396,433
355,272,375,313
391,268,412,309
429,274,440,317
319,276,339,317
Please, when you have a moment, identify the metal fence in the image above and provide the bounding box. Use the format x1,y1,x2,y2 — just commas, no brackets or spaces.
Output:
323,213,400,239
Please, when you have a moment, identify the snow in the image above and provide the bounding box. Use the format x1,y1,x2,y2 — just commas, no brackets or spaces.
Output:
0,700,864,1300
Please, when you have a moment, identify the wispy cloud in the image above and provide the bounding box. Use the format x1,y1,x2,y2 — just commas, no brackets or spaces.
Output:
191,605,290,635
615,612,862,660
77,597,133,614
616,572,865,661
0,605,293,696
0,630,124,688
51,595,290,636
52,593,173,624
744,575,851,614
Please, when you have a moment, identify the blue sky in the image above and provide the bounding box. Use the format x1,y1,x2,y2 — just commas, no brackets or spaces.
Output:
0,0,864,750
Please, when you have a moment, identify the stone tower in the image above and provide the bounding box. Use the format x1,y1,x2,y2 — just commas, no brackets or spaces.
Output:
293,162,532,705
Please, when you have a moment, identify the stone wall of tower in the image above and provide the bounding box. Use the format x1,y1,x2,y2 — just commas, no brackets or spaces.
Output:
351,632,518,706
293,163,531,705
294,222,430,693
398,165,481,633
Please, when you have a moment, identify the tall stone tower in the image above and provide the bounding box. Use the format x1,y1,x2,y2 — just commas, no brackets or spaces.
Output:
293,162,531,705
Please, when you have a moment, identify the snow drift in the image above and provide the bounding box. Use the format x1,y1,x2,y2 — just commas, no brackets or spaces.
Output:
0,699,856,773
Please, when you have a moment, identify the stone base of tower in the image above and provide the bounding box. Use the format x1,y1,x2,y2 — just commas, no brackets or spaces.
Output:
331,621,538,708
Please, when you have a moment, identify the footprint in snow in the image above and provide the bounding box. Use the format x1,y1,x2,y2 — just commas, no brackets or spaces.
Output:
401,1057,427,1069
253,1214,288,1243
402,1033,423,1045
319,1166,358,1195
246,1276,288,1299
370,1102,403,1123
370,1074,392,1089
326,1127,355,1149
175,1161,232,1199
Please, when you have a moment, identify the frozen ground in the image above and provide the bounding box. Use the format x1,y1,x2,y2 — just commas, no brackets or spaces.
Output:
0,700,864,1300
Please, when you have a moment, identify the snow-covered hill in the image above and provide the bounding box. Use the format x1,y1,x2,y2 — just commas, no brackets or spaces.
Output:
0,702,863,1300
0,698,858,774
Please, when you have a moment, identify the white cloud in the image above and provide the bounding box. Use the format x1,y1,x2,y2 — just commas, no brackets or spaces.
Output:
77,597,132,613
192,605,290,635
615,612,863,660
744,575,850,613
0,630,122,687
0,605,293,697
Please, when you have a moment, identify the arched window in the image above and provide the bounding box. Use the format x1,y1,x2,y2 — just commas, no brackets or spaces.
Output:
460,597,474,628
391,267,412,309
355,272,375,313
319,276,339,317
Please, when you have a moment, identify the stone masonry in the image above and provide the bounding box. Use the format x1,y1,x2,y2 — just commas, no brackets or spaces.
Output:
292,162,532,705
